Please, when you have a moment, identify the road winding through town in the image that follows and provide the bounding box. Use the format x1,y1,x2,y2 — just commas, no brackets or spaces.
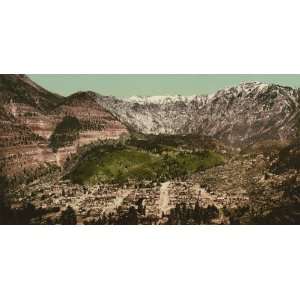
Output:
159,181,171,215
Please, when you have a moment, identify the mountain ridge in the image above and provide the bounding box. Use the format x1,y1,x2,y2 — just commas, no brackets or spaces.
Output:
1,76,300,180
3,76,300,224
96,81,300,146
0,75,129,178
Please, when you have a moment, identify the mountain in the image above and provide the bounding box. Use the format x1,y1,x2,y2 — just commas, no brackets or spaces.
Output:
0,75,64,139
0,74,63,110
2,76,300,182
0,76,129,179
49,91,128,166
0,75,60,178
57,91,128,143
97,82,300,147
3,76,300,224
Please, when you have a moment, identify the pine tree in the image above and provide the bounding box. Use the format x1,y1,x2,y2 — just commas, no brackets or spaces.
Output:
59,206,77,225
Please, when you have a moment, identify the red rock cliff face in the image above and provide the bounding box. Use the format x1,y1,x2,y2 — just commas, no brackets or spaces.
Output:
59,92,128,143
51,92,129,166
3,101,57,139
0,77,129,178
0,76,59,177
0,115,56,177
0,75,63,141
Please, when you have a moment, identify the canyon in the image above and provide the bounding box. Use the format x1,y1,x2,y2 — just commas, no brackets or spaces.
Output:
1,75,300,224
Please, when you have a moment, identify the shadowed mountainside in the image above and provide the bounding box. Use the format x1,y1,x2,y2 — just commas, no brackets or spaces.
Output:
0,75,129,179
1,75,300,184
2,76,300,224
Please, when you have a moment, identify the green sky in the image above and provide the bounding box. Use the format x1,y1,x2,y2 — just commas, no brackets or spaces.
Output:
29,75,300,97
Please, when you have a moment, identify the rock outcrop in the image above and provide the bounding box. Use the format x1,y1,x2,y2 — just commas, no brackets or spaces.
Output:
0,76,129,177
2,76,300,179
97,82,300,146
50,91,129,166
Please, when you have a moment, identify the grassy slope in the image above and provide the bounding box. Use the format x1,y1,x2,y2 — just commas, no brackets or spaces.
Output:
67,143,224,185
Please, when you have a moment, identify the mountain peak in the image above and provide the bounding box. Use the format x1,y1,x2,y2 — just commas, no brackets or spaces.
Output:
0,74,63,111
68,90,100,99
99,81,300,146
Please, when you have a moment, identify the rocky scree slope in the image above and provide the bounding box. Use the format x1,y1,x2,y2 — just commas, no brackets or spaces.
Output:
97,82,300,147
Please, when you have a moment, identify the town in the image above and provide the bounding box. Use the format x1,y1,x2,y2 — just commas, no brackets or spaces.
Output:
7,151,297,225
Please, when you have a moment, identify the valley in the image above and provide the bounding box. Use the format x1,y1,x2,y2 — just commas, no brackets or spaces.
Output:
6,148,300,225
1,75,300,224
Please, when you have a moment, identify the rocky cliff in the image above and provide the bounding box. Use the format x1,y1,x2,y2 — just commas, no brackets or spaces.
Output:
0,75,63,139
97,82,300,146
50,91,128,166
2,76,300,180
0,76,129,178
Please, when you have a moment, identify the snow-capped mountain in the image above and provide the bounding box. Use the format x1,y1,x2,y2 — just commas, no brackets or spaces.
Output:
97,81,300,146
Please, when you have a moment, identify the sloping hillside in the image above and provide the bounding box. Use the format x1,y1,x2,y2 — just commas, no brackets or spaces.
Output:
0,76,129,177
97,82,300,147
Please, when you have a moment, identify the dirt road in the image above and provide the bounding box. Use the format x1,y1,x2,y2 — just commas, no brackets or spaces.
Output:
103,189,132,214
159,181,171,215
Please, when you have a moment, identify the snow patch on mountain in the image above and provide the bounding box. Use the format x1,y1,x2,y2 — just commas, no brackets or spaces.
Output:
96,81,300,146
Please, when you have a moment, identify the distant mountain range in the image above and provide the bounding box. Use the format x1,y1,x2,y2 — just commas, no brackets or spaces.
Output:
97,81,300,146
1,75,300,179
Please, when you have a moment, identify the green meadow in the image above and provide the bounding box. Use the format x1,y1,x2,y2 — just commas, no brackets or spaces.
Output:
67,141,224,185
